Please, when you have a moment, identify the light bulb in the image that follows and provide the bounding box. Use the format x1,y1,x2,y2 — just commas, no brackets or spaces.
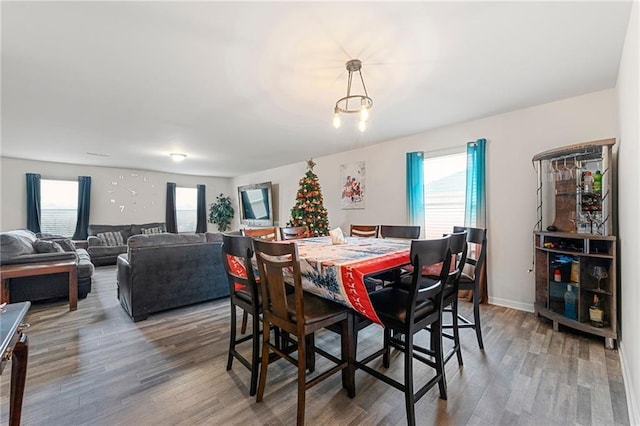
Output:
358,120,366,132
333,111,341,129
360,99,369,121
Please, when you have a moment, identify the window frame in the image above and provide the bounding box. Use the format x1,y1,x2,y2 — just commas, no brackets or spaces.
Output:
175,186,198,233
40,178,79,238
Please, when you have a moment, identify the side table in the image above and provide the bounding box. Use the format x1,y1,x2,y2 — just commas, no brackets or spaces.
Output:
1,301,30,426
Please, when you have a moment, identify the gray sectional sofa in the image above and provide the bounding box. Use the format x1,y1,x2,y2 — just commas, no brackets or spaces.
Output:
0,229,95,302
87,222,166,266
116,232,229,321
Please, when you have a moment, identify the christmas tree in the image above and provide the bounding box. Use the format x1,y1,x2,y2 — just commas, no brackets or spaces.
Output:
288,159,330,236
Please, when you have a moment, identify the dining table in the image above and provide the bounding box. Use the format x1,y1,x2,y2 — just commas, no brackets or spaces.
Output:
289,236,411,324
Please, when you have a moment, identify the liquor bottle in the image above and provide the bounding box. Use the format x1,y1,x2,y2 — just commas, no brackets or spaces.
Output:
593,170,602,195
564,285,577,320
583,171,593,193
554,268,562,282
589,294,604,327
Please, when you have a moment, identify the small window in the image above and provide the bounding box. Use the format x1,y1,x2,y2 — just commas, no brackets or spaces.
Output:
176,187,197,233
424,151,467,239
41,179,79,237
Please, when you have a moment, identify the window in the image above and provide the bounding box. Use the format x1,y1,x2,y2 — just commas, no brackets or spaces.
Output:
424,151,466,239
41,179,79,237
176,187,197,233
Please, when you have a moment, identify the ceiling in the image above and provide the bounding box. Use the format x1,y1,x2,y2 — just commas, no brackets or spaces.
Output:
1,1,632,177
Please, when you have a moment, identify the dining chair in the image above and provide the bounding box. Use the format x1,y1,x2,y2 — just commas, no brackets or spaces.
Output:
379,225,421,239
221,234,263,396
253,240,355,426
349,224,379,238
357,236,451,426
279,226,309,241
371,225,420,285
242,227,278,241
450,226,487,349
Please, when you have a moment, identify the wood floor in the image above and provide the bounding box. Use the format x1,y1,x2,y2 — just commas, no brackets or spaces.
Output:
1,266,629,425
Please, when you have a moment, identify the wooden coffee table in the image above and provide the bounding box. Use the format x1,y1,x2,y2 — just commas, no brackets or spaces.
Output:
0,260,78,311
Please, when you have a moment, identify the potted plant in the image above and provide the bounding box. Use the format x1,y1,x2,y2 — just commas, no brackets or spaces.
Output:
209,193,234,232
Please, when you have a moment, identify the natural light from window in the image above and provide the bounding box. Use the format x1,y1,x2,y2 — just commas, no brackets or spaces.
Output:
41,179,78,237
424,151,466,239
176,187,197,233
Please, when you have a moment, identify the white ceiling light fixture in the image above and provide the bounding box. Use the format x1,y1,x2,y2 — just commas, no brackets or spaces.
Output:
170,153,187,162
333,59,373,132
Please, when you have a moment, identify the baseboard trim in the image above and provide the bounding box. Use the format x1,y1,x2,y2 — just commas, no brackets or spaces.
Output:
488,296,535,313
619,342,640,426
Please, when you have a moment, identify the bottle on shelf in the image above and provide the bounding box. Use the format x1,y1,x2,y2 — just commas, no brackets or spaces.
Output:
564,285,577,320
583,171,593,193
554,268,562,282
589,294,604,327
593,170,602,195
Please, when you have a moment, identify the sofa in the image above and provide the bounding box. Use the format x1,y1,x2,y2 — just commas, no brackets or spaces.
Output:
0,229,95,302
87,222,166,266
116,232,229,321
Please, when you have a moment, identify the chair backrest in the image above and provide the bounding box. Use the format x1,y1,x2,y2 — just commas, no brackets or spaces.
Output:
380,225,421,239
444,231,468,292
452,226,486,281
253,240,304,330
279,226,309,241
242,227,278,241
349,225,379,238
405,236,451,322
221,234,259,302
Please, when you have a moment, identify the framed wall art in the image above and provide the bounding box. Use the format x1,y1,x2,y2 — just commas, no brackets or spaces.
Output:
340,161,366,209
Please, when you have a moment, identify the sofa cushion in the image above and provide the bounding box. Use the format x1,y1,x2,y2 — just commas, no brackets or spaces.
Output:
141,226,164,235
0,231,37,261
97,231,124,246
75,248,95,279
127,233,206,249
131,222,166,236
33,239,64,254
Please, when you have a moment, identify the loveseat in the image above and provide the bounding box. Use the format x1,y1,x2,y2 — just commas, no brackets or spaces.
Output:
0,229,95,302
116,232,228,321
87,222,166,266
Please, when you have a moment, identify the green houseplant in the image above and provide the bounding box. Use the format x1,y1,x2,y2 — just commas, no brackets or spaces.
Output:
208,193,234,232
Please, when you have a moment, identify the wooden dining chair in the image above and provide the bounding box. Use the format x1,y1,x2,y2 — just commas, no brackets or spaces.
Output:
253,240,354,426
450,226,487,349
221,234,262,396
349,225,379,238
379,225,421,239
357,236,452,426
279,226,309,241
242,227,278,241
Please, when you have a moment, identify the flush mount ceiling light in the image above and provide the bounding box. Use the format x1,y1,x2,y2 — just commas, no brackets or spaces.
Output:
170,153,187,162
333,59,373,132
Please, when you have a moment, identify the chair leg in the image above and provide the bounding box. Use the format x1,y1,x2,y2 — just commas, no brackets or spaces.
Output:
473,288,484,349
305,334,315,373
383,328,391,368
256,317,272,403
404,333,416,426
297,333,307,426
249,310,260,396
434,319,448,400
452,300,463,366
227,304,237,371
341,315,356,398
240,310,249,334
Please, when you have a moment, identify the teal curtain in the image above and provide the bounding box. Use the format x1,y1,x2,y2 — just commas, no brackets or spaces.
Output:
195,184,207,233
406,152,424,232
464,138,487,227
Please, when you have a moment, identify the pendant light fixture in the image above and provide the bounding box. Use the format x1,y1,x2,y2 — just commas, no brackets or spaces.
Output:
333,59,373,132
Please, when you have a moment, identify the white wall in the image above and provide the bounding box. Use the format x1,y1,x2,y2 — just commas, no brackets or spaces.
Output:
0,158,232,232
233,89,617,313
616,2,640,424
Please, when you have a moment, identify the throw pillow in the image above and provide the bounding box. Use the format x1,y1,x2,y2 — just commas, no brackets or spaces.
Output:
33,239,64,254
141,226,163,235
53,238,76,252
97,231,124,246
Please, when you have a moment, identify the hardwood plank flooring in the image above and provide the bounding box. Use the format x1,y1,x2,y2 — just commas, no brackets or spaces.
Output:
0,266,630,425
